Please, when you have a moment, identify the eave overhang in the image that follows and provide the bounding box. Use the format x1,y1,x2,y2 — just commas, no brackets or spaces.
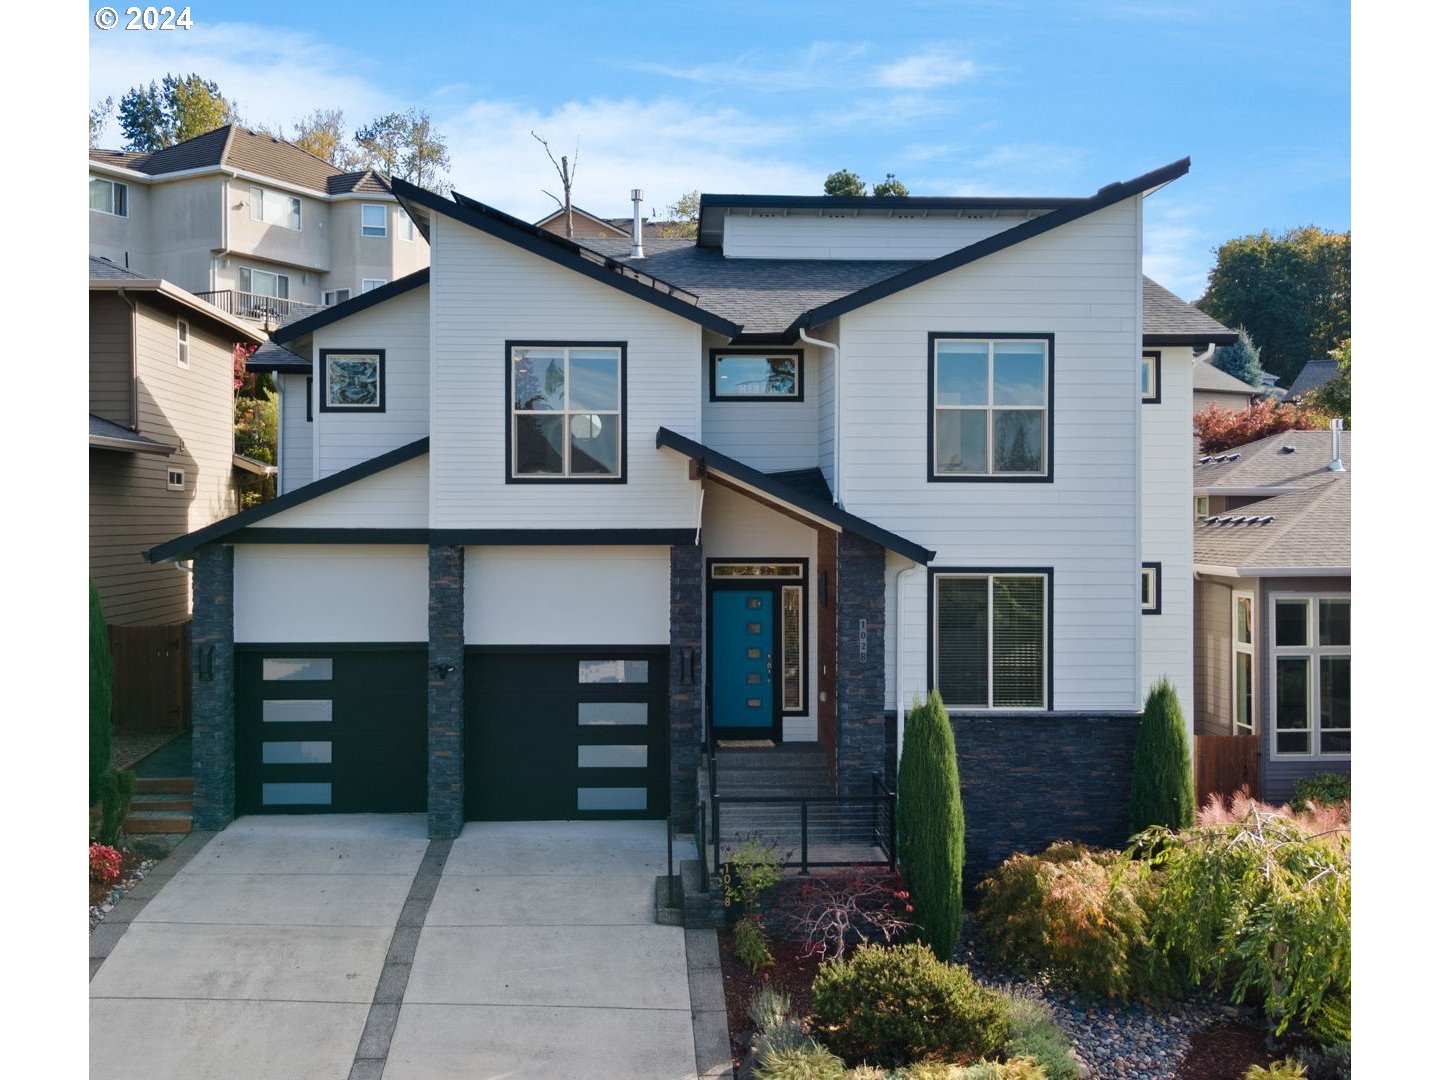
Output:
1194,564,1350,579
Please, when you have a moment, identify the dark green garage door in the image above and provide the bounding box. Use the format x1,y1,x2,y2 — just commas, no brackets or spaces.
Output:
236,647,427,814
465,648,669,820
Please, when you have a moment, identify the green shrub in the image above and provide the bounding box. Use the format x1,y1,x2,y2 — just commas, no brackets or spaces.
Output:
896,691,965,958
1291,773,1350,809
1243,1061,1308,1080
999,989,1080,1079
748,986,792,1031
97,769,136,846
811,943,1007,1068
956,1060,1047,1080
90,581,113,802
1130,678,1196,833
720,833,786,912
975,843,1171,1000
749,986,805,1059
1133,808,1350,1038
735,914,774,973
1296,1041,1350,1080
752,1040,847,1080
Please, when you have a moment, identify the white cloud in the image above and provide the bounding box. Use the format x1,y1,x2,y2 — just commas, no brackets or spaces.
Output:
635,41,872,92
874,47,979,89
1144,205,1210,301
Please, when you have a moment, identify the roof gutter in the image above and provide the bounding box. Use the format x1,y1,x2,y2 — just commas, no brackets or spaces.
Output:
1194,563,1350,579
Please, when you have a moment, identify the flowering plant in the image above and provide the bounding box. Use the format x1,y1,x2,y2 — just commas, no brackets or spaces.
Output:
90,843,123,886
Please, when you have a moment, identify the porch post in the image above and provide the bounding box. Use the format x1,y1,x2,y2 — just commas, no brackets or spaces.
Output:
427,545,465,838
669,542,703,826
835,530,886,795
191,543,235,830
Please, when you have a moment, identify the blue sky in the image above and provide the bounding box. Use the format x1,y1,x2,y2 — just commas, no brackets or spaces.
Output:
87,1,1349,300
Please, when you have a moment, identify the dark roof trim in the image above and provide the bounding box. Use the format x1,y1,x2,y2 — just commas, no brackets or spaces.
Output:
1144,332,1240,346
654,427,934,563
785,158,1191,335
270,269,430,344
225,527,696,547
145,438,430,562
389,178,743,337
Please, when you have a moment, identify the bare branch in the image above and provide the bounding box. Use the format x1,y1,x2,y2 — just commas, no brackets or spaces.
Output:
541,189,563,210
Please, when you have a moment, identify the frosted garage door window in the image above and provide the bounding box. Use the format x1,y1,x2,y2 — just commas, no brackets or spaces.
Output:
577,745,648,768
262,700,333,723
577,787,646,811
262,658,333,681
262,782,332,805
577,659,650,683
262,741,333,764
577,702,649,726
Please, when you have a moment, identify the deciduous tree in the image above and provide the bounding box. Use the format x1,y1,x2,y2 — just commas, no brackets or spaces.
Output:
658,190,700,239
355,109,451,190
1194,399,1327,454
117,73,238,151
292,108,365,169
1307,339,1351,426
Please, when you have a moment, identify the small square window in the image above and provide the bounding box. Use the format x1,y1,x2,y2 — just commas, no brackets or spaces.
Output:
176,319,190,368
320,350,385,412
361,204,388,237
167,468,185,490
1141,351,1161,403
1141,563,1161,614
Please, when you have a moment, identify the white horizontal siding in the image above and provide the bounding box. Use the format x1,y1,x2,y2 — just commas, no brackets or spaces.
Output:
1141,346,1196,727
721,211,1045,260
464,546,670,645
838,198,1143,713
278,373,313,494
700,333,820,474
429,218,701,529
253,455,428,529
234,545,428,642
312,284,430,480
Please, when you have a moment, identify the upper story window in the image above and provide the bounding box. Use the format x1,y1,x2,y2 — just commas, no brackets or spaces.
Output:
1141,563,1160,614
400,215,416,242
709,349,803,401
323,289,351,307
932,570,1049,710
361,204,388,237
361,279,387,292
176,319,190,369
1272,595,1349,757
1141,350,1160,403
319,349,385,412
250,186,301,230
930,334,1052,481
1233,593,1255,735
508,343,625,483
90,178,128,217
1195,495,1210,521
240,266,289,299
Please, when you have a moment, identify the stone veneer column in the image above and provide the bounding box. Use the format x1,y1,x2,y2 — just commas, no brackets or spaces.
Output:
835,531,887,795
427,545,465,838
669,543,703,826
191,544,235,830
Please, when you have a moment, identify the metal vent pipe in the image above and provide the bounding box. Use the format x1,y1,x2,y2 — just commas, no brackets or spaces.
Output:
630,189,644,258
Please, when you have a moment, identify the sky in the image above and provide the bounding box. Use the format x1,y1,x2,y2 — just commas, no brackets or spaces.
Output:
86,0,1351,301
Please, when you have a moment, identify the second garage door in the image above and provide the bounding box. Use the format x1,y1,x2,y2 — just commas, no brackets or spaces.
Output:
465,648,669,820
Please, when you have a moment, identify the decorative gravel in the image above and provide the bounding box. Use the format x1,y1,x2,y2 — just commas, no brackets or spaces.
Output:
953,924,1259,1079
89,855,159,932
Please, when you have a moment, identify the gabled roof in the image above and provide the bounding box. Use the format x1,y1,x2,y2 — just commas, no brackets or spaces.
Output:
89,257,268,343
389,179,743,337
1284,359,1341,401
1195,430,1350,495
270,269,430,344
1142,278,1238,346
88,255,148,280
1194,476,1349,575
1193,360,1260,396
89,414,177,454
248,341,312,374
654,427,934,563
146,438,431,562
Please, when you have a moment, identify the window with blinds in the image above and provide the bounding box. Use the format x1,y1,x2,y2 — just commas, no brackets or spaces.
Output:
934,572,1047,709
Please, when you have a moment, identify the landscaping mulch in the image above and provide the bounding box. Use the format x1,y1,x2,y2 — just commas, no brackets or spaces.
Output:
718,931,825,1072
1172,1023,1283,1080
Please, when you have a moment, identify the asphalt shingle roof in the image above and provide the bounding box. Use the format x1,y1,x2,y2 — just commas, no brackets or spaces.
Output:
1194,476,1350,571
1193,361,1261,395
89,413,172,450
1284,359,1340,401
1195,430,1350,491
1141,278,1237,340
89,255,148,280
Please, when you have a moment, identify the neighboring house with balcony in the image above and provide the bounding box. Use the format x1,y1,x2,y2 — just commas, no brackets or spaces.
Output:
151,160,1235,882
1192,427,1350,804
89,125,430,328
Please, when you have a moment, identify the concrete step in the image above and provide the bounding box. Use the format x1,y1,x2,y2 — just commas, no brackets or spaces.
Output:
123,810,192,834
134,776,194,795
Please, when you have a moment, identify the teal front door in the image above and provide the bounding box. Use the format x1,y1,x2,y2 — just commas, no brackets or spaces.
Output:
711,589,778,737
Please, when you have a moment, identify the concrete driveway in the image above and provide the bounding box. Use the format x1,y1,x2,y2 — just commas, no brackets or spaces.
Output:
90,816,707,1080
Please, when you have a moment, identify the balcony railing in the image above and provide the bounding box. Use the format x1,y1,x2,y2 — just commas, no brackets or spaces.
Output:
194,290,324,327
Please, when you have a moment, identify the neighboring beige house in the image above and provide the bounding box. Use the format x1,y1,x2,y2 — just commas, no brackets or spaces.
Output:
89,125,430,328
1193,360,1261,412
89,256,267,626
535,203,669,241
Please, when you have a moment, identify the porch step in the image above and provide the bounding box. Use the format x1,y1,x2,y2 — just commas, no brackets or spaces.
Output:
134,776,194,795
124,779,193,834
127,792,193,813
122,811,192,834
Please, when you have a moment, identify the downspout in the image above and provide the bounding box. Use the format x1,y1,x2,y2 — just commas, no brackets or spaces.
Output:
116,287,140,430
892,560,924,780
798,326,842,507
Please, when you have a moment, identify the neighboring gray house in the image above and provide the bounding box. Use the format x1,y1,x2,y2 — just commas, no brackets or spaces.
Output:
1192,427,1350,803
1193,360,1261,413
89,125,430,326
1284,359,1341,402
152,159,1236,880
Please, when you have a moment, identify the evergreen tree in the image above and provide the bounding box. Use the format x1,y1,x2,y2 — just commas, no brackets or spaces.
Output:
871,172,910,197
1211,327,1264,387
896,690,966,958
824,169,866,196
90,581,113,800
1129,678,1196,834
116,73,238,151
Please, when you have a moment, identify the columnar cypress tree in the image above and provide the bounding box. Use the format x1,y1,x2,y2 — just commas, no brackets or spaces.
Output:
1129,678,1196,834
896,690,965,959
90,581,113,801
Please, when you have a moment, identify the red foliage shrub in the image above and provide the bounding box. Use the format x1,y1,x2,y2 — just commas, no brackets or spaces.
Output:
90,842,123,886
1194,400,1326,453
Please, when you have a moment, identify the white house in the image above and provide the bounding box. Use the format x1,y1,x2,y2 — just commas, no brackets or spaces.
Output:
150,161,1236,877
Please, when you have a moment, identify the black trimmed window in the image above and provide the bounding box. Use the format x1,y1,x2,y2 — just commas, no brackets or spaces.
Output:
709,348,803,401
90,177,128,217
1141,350,1161,403
1141,562,1161,614
931,569,1050,709
929,334,1052,481
319,349,386,412
507,342,626,483
1272,595,1350,757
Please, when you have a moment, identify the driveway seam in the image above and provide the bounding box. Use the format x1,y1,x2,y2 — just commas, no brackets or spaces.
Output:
89,830,218,982
348,836,452,1080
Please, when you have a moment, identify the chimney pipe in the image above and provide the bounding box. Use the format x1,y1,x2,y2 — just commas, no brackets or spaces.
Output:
630,189,644,258
1327,418,1345,472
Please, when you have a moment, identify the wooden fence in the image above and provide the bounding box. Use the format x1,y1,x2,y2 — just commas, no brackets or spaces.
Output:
1194,734,1260,806
109,622,191,733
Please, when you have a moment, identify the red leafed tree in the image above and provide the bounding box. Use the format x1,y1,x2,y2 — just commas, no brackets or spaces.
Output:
233,342,259,390
1194,399,1327,453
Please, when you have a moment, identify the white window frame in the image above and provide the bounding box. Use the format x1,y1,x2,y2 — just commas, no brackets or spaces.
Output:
249,185,301,231
90,177,128,217
361,279,387,293
323,289,352,307
930,335,1051,480
176,319,190,369
240,266,291,299
399,215,416,242
932,570,1049,711
1269,593,1350,759
1232,591,1255,734
361,204,388,237
166,467,185,490
1195,495,1210,521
